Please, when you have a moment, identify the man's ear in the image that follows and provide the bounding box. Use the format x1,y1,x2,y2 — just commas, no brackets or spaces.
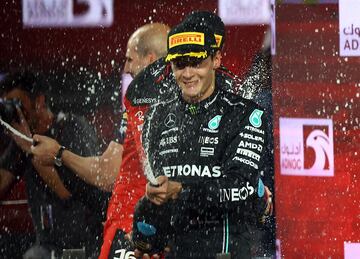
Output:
213,50,222,69
147,52,157,65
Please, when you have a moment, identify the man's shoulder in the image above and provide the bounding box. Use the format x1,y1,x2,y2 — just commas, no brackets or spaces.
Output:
219,90,265,120
216,65,242,94
54,113,90,131
52,112,99,154
125,57,176,107
219,89,256,109
144,94,179,128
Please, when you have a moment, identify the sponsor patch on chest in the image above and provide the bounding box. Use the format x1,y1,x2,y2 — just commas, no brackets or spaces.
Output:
163,164,221,178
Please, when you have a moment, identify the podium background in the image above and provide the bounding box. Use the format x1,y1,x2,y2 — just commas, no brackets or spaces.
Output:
273,3,360,258
2,1,359,258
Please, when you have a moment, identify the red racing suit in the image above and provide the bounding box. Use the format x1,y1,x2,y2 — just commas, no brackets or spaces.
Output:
99,98,149,258
99,59,172,259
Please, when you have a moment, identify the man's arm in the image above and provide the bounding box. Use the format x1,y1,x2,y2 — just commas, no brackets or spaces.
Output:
1,167,70,202
32,161,72,200
32,135,123,192
0,169,15,199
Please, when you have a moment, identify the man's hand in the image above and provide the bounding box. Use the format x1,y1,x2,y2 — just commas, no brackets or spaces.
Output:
146,176,182,205
0,169,16,199
260,186,273,224
10,107,32,153
31,134,61,166
134,247,171,259
128,231,171,259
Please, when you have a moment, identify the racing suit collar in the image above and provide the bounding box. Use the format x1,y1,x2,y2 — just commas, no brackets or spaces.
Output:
180,86,220,115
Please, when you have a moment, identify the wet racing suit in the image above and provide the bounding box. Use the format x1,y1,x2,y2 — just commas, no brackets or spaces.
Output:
142,76,268,258
99,57,262,258
99,59,173,259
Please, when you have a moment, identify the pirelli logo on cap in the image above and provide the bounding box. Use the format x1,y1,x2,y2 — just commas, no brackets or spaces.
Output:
215,34,223,48
169,32,205,48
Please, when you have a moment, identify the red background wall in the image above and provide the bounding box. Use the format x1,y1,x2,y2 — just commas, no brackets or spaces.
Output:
0,0,266,77
3,2,360,257
273,3,360,258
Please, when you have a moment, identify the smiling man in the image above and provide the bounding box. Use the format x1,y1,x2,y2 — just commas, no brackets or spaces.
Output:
141,22,270,258
171,55,219,103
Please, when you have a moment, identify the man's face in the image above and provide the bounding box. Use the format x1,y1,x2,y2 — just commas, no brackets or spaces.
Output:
171,55,220,103
123,40,149,79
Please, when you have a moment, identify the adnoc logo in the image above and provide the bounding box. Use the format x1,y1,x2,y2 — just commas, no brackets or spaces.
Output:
279,118,334,177
249,109,263,128
208,115,222,130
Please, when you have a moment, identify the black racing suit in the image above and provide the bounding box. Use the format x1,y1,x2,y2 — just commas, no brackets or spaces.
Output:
142,77,268,258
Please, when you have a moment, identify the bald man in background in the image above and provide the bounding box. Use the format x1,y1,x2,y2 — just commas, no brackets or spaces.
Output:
30,23,170,258
124,23,169,78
